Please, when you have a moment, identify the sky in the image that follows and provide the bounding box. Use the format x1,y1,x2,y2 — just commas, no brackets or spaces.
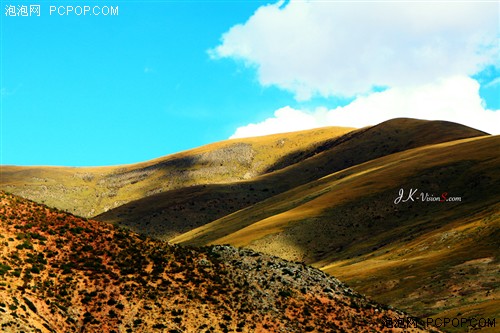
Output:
1,0,499,166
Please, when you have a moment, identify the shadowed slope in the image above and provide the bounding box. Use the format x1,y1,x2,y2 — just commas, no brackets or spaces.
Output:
97,118,488,240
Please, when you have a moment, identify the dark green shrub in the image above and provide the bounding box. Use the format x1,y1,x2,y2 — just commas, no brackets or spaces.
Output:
0,263,11,275
278,289,292,298
23,297,37,313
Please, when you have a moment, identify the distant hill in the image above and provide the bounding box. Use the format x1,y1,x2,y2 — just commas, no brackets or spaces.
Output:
0,126,354,218
0,192,433,333
95,118,488,240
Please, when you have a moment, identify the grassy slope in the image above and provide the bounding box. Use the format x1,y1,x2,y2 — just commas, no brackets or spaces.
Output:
173,135,500,329
97,118,488,240
0,192,434,333
0,126,354,218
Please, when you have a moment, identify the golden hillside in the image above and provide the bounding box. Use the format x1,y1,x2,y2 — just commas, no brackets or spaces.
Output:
95,118,487,240
0,127,354,218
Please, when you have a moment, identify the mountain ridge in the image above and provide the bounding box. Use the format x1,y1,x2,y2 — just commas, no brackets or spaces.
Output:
1,126,356,218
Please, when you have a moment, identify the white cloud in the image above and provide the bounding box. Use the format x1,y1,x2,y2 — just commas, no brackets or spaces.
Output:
212,0,498,100
230,106,324,138
0,85,21,98
230,76,500,138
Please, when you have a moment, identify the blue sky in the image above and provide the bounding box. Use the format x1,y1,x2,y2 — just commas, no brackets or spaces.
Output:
1,0,498,166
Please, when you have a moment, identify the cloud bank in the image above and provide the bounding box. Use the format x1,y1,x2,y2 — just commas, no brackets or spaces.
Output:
212,0,498,99
230,76,500,138
213,0,499,136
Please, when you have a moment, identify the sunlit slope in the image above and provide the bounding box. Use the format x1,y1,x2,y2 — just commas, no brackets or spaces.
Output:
3,192,433,333
0,126,353,217
97,118,487,240
173,135,500,325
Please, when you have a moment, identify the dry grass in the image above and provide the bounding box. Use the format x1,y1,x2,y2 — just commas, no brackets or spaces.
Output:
0,126,354,219
100,118,487,242
173,135,499,329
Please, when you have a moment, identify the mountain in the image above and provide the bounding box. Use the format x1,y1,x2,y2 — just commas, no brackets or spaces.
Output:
0,192,433,333
1,118,497,332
